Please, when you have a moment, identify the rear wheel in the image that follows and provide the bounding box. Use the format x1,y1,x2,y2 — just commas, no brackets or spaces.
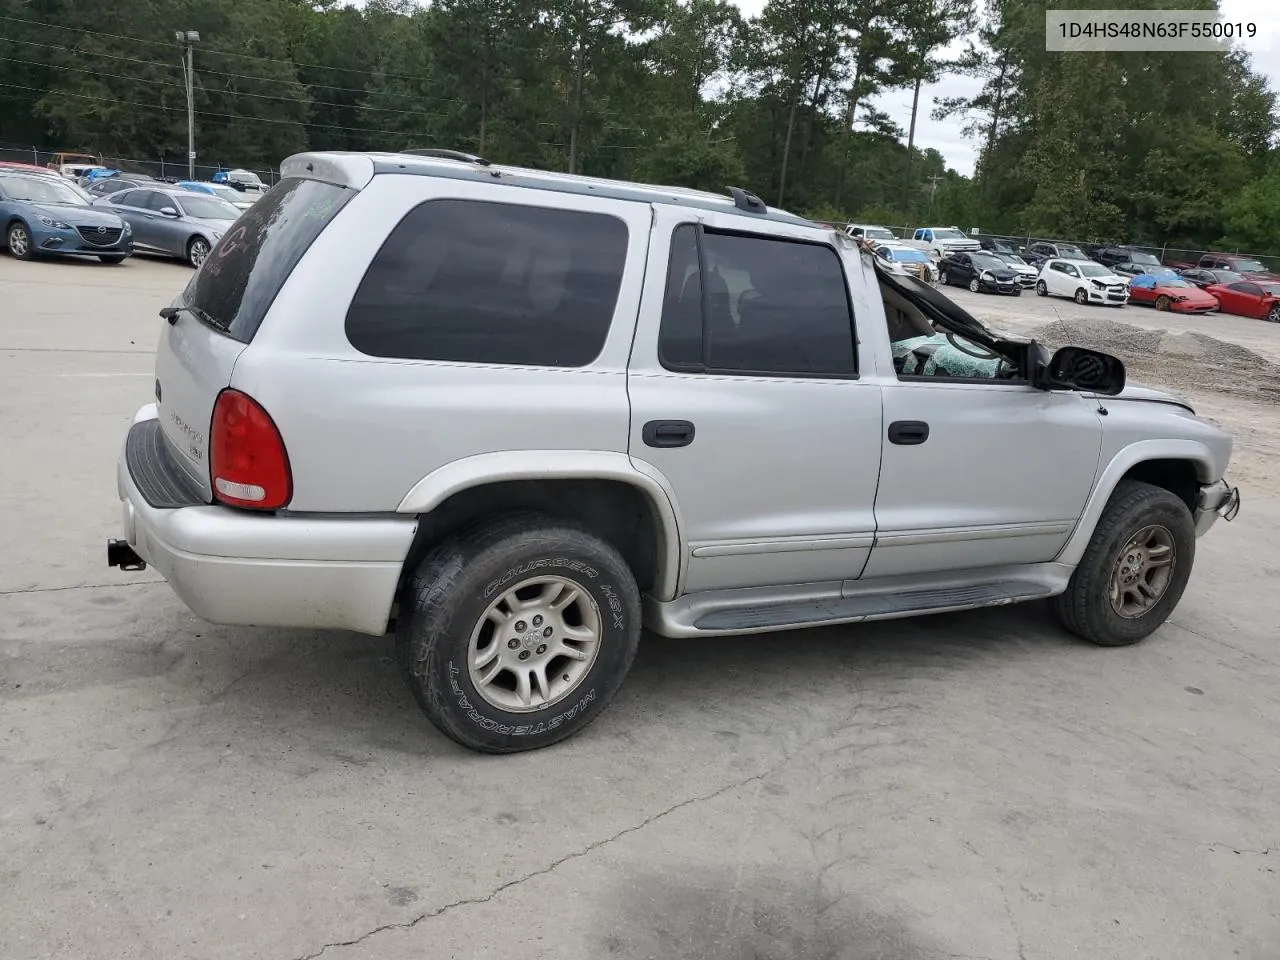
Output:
1050,481,1195,646
1074,287,1089,305
396,512,641,753
1036,280,1048,297
6,222,33,260
187,236,210,268
1155,294,1170,311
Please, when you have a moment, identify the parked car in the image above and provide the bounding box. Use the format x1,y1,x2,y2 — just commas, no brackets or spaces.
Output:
905,225,981,258
844,223,896,243
84,175,158,199
868,240,938,283
1203,280,1280,323
937,250,1022,294
1024,240,1091,266
1165,252,1280,281
976,235,1015,254
0,171,132,263
1092,247,1166,277
1035,258,1129,305
1126,273,1219,313
991,251,1038,287
175,180,256,211
46,152,105,179
95,186,239,267
105,150,1240,753
1178,267,1238,289
211,168,269,196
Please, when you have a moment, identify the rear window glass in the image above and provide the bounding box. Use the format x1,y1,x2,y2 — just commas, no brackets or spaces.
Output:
182,177,351,343
344,199,629,367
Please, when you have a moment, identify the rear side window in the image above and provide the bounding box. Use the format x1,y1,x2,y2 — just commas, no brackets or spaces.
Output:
345,199,629,367
182,177,352,343
658,225,856,377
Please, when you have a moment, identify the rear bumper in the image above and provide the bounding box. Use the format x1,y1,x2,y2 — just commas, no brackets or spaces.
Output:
111,405,416,635
1194,479,1241,536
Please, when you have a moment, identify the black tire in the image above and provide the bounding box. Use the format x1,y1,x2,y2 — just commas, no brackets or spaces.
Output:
1011,287,1022,296
187,236,210,268
1269,305,1280,323
1074,287,1089,305
6,222,34,260
396,512,641,753
1036,280,1048,297
99,254,126,264
1155,294,1170,311
1050,480,1195,647
938,270,948,286
968,277,980,293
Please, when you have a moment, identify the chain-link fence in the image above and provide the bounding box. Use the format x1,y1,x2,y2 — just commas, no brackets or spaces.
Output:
838,223,1280,273
0,144,277,185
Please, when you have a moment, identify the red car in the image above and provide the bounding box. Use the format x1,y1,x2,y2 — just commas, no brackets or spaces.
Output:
1127,273,1219,313
1204,280,1280,323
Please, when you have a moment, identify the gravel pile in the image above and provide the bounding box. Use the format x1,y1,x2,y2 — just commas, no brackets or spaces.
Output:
1026,317,1280,402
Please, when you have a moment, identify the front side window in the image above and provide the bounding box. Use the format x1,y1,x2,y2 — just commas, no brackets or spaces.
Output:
657,224,855,377
346,199,629,367
1228,282,1261,296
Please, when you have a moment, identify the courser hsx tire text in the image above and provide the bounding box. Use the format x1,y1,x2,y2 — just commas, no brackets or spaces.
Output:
1050,480,1195,646
396,512,641,753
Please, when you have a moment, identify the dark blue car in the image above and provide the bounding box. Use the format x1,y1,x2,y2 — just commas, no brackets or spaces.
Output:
0,171,133,263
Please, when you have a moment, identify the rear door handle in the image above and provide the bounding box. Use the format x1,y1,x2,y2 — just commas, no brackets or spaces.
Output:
888,420,929,445
643,420,695,448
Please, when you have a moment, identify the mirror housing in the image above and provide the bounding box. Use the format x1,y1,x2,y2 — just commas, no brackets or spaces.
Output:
1034,345,1126,395
160,206,180,218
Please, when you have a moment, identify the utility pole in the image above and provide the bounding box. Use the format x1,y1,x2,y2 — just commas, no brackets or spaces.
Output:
926,173,944,216
176,30,200,180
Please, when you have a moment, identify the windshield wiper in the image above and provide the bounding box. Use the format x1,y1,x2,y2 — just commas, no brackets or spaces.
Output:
158,303,221,328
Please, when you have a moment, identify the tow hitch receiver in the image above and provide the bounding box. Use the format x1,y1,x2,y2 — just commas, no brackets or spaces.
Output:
107,539,147,571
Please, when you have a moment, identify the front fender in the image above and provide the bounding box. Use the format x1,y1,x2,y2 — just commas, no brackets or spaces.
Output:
1055,438,1224,567
395,450,686,601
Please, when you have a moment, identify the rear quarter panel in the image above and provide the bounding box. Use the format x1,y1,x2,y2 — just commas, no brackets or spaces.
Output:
233,174,654,513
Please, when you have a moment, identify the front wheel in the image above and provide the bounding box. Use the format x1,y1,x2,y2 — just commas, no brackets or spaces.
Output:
396,512,642,753
6,222,33,260
1074,287,1089,305
1155,295,1170,311
187,236,210,268
99,254,126,264
1269,305,1280,323
968,278,980,293
1036,280,1048,297
938,270,949,286
1050,481,1195,646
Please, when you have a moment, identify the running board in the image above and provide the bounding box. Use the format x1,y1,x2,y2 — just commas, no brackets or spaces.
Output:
646,564,1072,638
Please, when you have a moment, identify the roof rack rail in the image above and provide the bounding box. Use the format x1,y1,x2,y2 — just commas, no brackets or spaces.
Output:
726,186,767,213
400,148,491,167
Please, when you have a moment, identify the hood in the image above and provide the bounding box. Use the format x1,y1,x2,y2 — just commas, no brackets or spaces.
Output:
1096,381,1195,413
25,202,123,228
1157,283,1217,301
188,215,237,232
1087,272,1125,285
977,264,1017,280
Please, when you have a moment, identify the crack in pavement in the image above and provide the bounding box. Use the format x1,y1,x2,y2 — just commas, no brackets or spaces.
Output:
289,760,789,960
0,579,162,597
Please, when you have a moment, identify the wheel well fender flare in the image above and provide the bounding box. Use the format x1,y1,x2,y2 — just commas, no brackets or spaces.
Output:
396,451,686,601
1056,440,1218,567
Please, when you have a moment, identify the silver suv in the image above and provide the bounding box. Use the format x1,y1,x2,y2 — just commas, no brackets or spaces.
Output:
107,150,1242,754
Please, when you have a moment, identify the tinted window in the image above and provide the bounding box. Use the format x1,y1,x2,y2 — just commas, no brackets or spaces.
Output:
178,195,241,220
345,199,628,367
1229,282,1261,296
112,190,141,206
657,226,855,377
183,177,352,343
146,192,174,212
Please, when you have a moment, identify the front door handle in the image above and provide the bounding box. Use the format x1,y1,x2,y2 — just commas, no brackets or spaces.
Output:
643,420,695,448
888,420,929,445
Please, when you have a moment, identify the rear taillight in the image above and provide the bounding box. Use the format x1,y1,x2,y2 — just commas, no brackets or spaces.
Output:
209,389,291,510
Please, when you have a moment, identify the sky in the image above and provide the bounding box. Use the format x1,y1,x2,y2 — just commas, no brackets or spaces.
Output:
729,0,1280,176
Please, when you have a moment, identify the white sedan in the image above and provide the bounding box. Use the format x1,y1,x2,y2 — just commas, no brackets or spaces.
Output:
1035,258,1130,306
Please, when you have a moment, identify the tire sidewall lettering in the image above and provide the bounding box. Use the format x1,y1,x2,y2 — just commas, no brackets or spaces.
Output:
447,662,600,737
483,558,598,600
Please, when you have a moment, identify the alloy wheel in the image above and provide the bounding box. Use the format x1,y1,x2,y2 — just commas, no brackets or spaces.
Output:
8,224,31,258
188,237,210,268
1109,524,1176,619
466,576,603,713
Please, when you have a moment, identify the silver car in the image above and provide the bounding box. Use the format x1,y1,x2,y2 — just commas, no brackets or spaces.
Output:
94,186,239,266
107,150,1241,754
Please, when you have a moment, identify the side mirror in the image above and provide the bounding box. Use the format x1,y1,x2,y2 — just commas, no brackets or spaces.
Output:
160,207,180,218
1037,346,1126,396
